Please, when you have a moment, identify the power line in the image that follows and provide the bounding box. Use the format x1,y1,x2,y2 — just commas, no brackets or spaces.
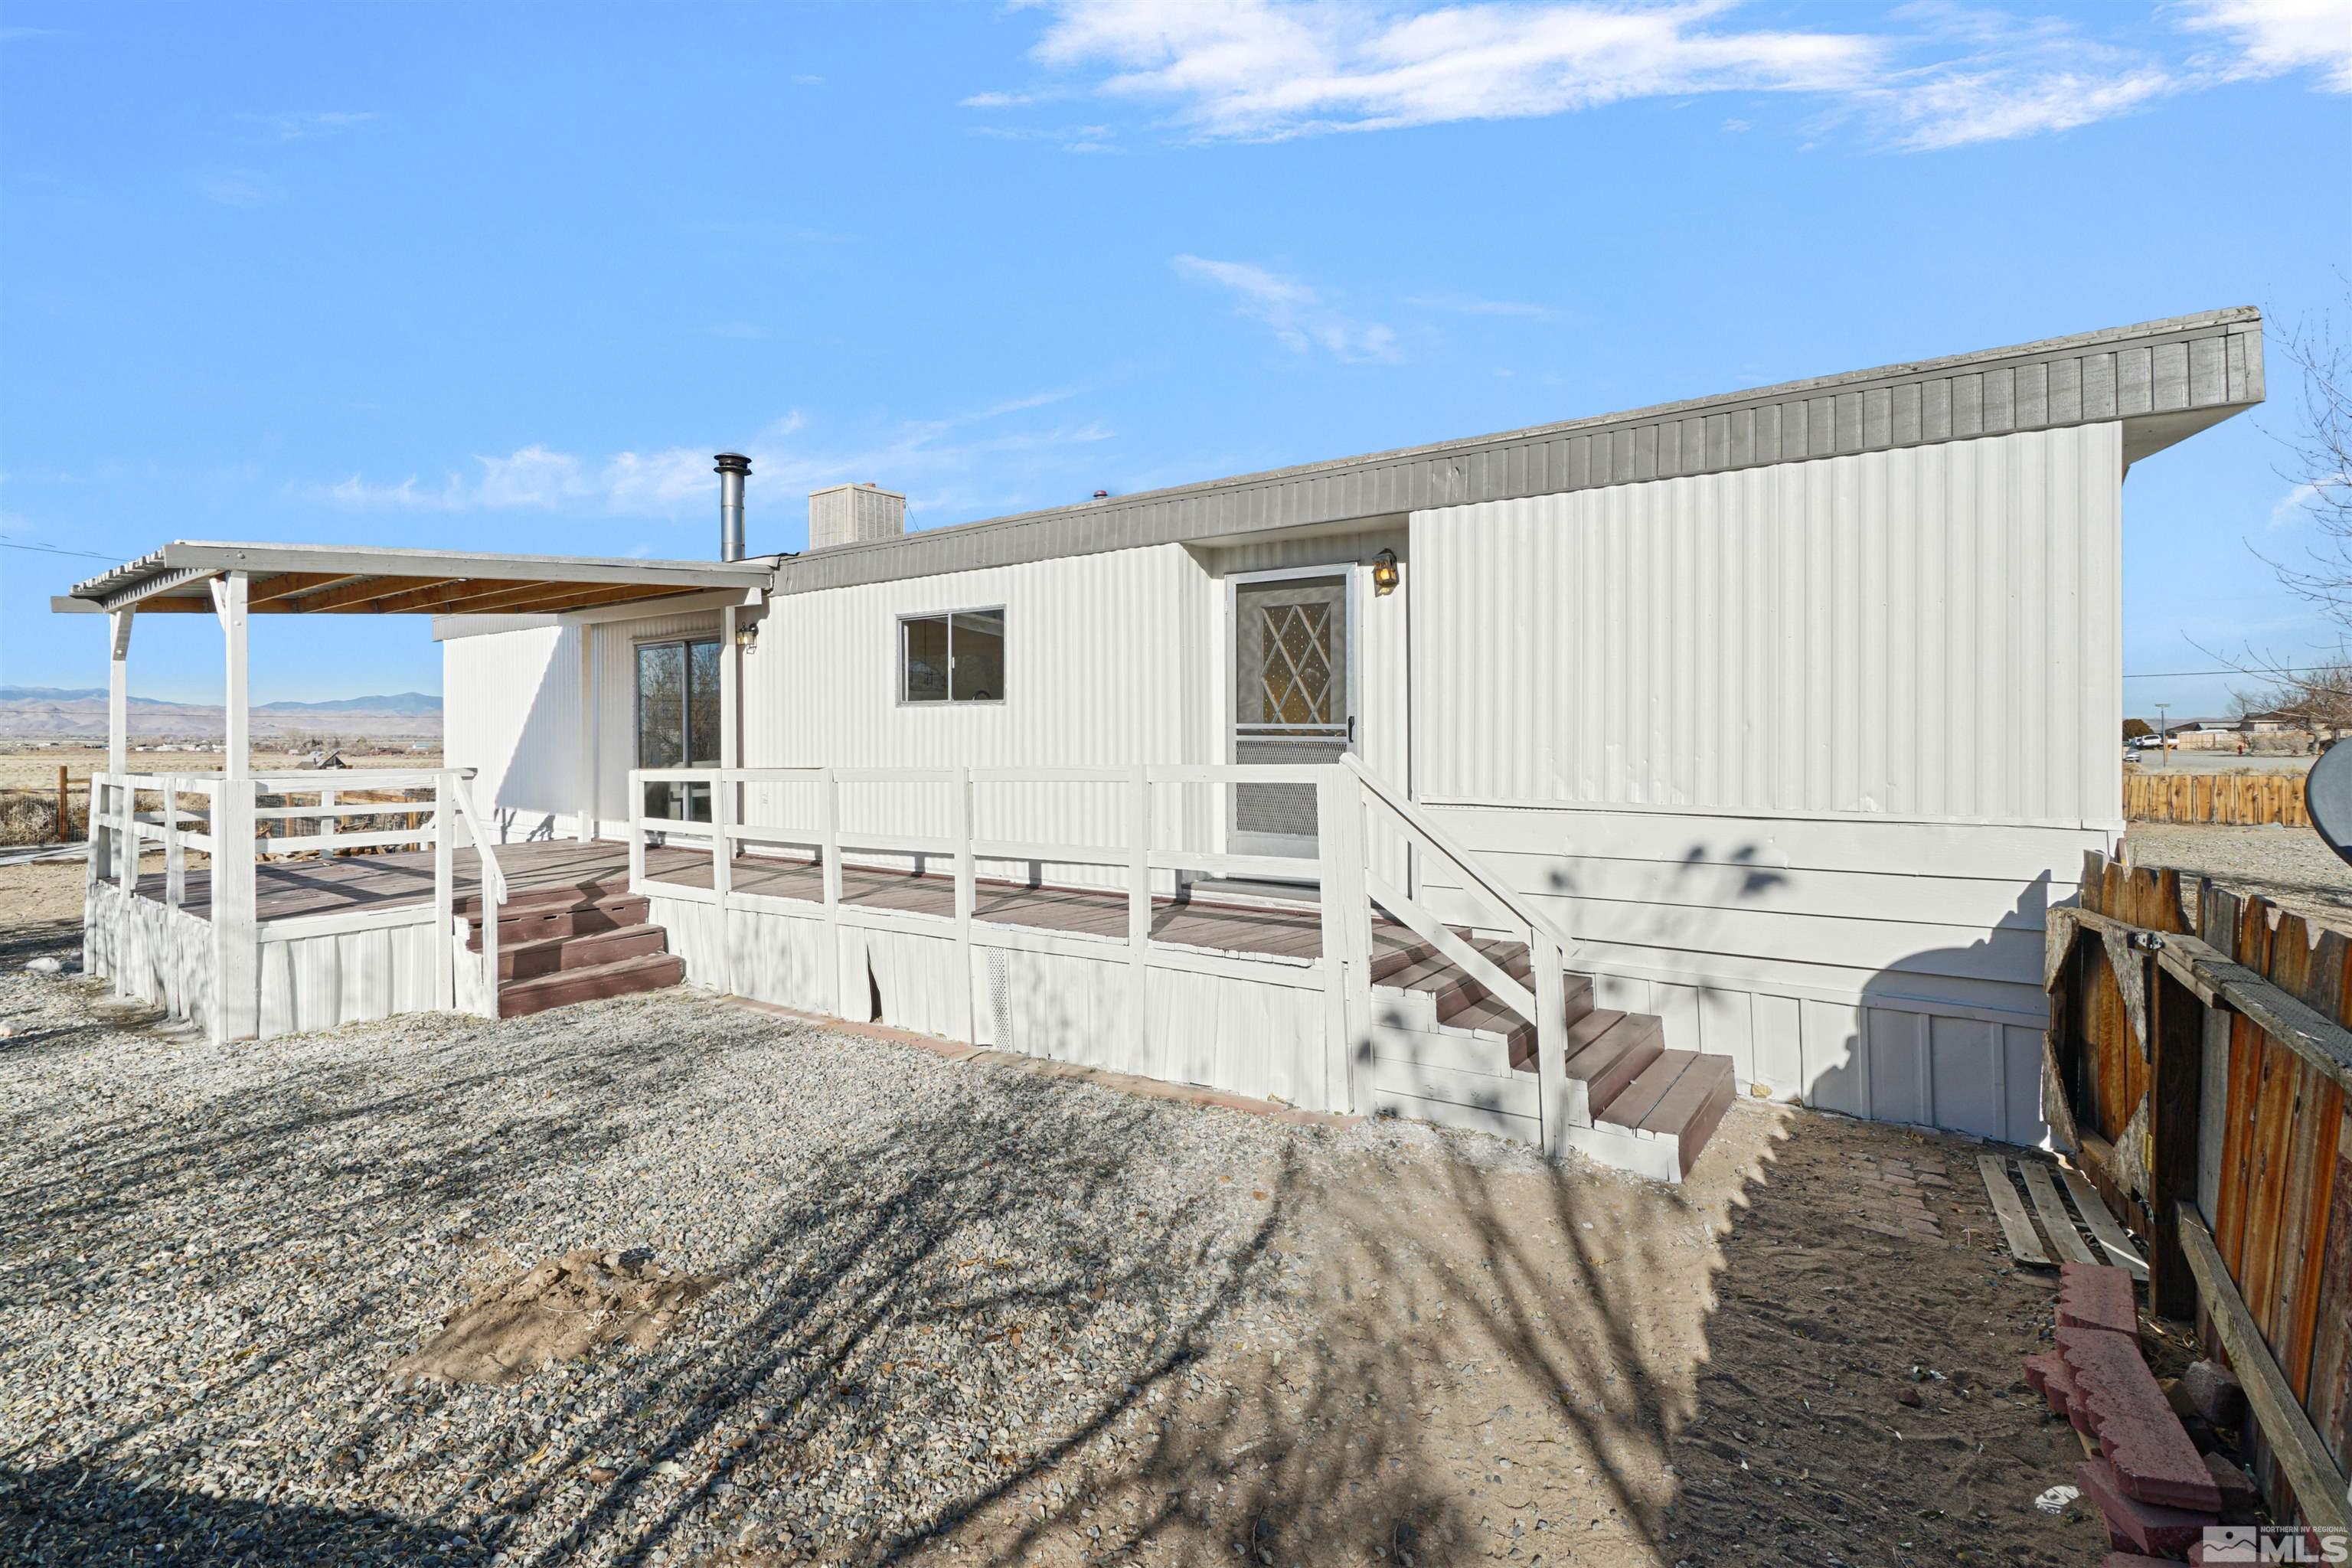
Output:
2125,665,2346,679
0,539,123,562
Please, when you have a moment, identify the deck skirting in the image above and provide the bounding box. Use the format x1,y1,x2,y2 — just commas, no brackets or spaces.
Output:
643,890,1343,1114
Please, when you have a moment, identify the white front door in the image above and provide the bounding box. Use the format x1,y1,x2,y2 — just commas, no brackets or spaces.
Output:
1228,568,1355,861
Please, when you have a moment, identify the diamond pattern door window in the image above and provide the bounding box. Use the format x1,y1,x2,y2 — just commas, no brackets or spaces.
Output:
1258,601,1334,725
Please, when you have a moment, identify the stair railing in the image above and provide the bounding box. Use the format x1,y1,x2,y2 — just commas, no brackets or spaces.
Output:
1341,753,1579,1155
446,770,507,1018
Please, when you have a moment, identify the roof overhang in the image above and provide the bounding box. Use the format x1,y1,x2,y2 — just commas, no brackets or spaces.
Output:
774,305,2266,596
52,541,775,617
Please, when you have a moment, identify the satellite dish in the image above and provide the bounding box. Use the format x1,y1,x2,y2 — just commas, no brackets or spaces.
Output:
2305,740,2352,867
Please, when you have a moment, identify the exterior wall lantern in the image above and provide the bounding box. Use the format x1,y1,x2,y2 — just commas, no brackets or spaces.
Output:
735,619,760,653
1370,549,1400,596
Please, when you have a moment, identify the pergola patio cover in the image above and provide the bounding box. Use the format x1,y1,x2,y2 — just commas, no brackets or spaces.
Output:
53,541,774,617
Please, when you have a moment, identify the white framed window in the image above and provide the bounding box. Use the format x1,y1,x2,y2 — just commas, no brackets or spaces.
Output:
900,608,1006,704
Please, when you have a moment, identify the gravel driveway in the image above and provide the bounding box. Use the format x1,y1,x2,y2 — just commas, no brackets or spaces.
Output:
2124,821,2352,923
2,865,2102,1568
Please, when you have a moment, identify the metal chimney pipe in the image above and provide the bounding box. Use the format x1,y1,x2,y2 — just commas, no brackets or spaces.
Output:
714,452,751,561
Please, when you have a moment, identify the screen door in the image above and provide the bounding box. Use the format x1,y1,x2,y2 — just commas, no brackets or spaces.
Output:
1230,572,1352,861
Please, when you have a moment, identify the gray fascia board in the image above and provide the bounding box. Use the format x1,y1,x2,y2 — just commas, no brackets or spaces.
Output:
776,305,2263,595
64,541,776,609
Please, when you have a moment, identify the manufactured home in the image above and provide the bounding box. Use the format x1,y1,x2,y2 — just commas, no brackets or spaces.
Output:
58,307,2265,1182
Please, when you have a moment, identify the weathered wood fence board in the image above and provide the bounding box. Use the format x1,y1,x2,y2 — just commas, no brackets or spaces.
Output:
2050,851,2352,1532
2124,771,2311,826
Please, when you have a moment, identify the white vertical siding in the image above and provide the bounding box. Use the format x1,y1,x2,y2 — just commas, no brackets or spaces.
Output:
1413,423,2123,827
443,609,721,841
443,621,584,841
1410,423,2125,1142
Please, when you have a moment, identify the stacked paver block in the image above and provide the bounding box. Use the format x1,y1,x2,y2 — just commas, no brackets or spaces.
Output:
2075,1459,2216,1557
2020,1263,2233,1561
2056,1327,2224,1513
2057,1259,2141,1339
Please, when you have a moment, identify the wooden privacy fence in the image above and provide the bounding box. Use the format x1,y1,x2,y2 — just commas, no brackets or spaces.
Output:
2047,852,2351,1535
2124,770,2310,826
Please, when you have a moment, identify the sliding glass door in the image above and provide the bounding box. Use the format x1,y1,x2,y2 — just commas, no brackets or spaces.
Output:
636,636,722,822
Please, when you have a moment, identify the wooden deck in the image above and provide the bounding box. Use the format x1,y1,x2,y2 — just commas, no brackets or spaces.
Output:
137,838,1421,964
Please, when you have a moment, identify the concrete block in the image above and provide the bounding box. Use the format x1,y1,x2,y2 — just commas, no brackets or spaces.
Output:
2058,1261,2140,1339
2076,1459,2217,1558
2059,1328,2224,1512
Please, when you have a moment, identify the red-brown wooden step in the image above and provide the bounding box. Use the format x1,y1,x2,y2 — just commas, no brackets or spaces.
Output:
1596,1045,1699,1129
1368,940,1437,984
498,923,668,981
1565,1014,1665,1110
454,881,629,920
1632,1053,1736,1176
497,952,684,1018
469,895,651,951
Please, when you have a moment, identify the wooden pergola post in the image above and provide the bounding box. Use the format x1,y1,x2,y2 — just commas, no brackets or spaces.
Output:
107,609,132,780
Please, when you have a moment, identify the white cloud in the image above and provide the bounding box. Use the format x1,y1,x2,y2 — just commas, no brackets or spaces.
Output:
191,168,282,208
972,0,2351,150
1014,0,1883,139
1174,255,1402,362
1405,291,1554,319
1871,65,2177,149
245,110,376,141
298,398,1119,528
2272,472,2351,528
2177,0,2352,90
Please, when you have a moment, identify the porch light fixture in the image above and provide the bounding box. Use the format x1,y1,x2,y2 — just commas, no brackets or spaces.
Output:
1371,549,1400,596
735,619,760,653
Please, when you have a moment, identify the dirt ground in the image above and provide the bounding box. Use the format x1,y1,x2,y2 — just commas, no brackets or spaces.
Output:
860,1110,2104,1568
2,854,2105,1566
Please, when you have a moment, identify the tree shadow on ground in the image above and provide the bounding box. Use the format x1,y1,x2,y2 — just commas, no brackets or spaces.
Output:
2,1462,482,1566
2,957,2089,1568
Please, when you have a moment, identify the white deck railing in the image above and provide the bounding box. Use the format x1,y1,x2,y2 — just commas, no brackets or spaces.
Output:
625,760,1581,1143
87,767,508,1035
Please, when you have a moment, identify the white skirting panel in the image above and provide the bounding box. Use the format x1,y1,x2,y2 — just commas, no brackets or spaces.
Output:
1582,972,2046,1145
87,883,216,1029
1415,800,2079,1146
253,920,443,1041
642,891,1338,1114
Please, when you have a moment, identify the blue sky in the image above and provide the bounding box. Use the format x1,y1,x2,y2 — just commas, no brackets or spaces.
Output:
2,0,2347,717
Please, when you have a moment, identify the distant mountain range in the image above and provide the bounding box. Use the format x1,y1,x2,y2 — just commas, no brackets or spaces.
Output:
0,688,443,740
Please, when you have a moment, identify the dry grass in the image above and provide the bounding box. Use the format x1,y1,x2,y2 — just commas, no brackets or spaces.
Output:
0,747,443,846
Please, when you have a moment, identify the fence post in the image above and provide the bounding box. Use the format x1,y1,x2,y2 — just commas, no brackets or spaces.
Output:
820,767,844,1018
212,778,260,1044
1533,932,1571,1158
626,773,647,893
2147,966,2205,1318
116,773,136,902
320,786,339,858
954,766,977,1044
712,769,734,996
56,765,67,844
432,777,454,1011
163,776,184,910
82,772,104,980
1128,766,1152,1073
1315,768,1371,1116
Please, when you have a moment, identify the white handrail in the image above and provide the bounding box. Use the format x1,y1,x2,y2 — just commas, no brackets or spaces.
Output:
447,774,507,1018
1341,752,1578,962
